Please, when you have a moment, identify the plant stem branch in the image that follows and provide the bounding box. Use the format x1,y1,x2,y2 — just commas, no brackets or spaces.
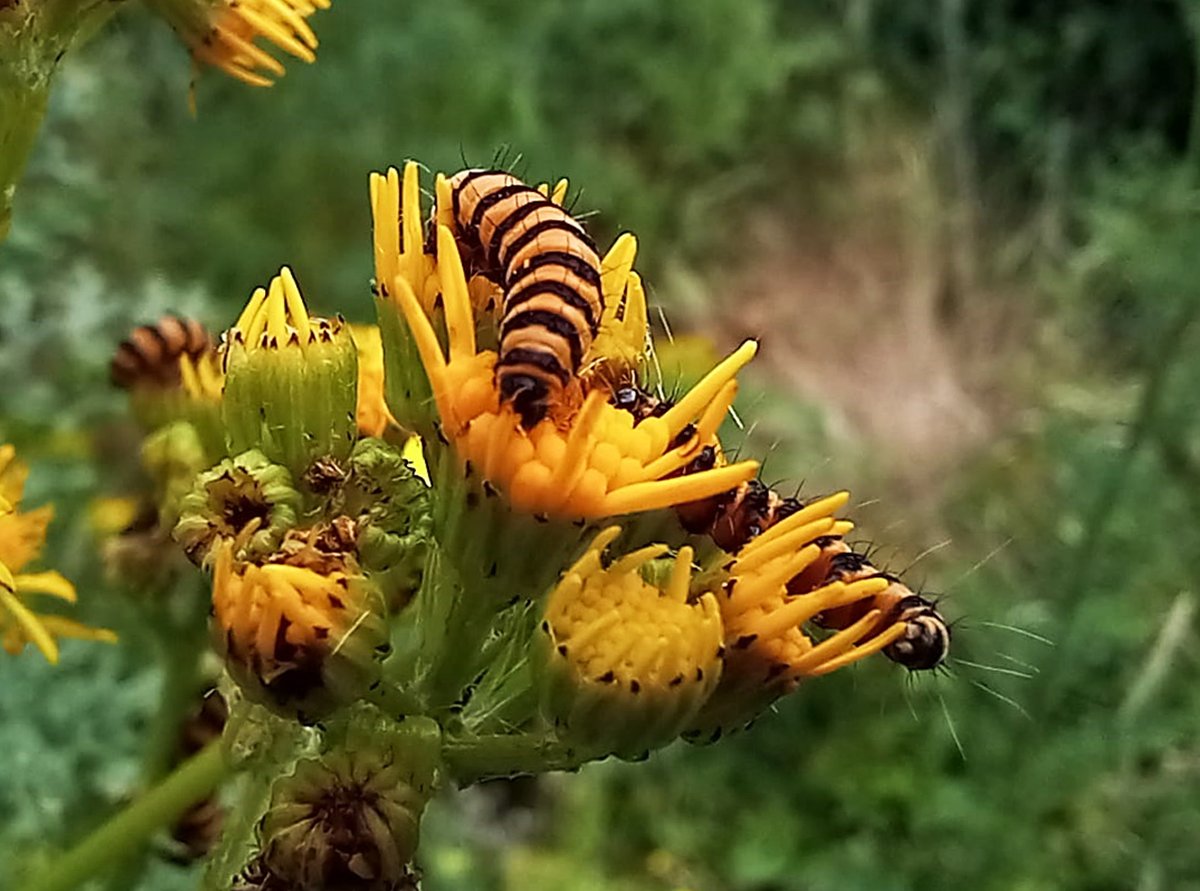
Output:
20,741,231,891
442,731,601,786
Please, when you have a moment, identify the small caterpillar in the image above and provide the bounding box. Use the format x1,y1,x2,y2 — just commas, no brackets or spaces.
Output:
609,383,951,672
448,169,603,428
110,316,212,389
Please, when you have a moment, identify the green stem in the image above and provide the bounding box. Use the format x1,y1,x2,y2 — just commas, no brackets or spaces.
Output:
442,731,601,786
0,78,49,244
142,635,205,784
21,741,231,891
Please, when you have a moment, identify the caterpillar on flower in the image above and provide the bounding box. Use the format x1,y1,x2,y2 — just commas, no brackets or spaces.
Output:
447,169,603,428
609,382,951,673
111,316,213,390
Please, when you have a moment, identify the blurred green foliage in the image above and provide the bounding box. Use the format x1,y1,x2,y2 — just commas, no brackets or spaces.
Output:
3,0,1200,889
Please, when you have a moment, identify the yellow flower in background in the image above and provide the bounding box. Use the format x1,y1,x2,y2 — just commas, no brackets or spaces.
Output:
0,445,116,663
150,0,331,89
385,222,760,519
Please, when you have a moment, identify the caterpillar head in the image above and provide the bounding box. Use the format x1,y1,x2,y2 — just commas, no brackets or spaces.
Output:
883,595,951,671
499,372,553,428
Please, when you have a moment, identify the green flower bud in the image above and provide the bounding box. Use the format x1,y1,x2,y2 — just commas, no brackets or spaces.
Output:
175,450,301,567
256,715,440,890
223,268,358,477
345,439,431,610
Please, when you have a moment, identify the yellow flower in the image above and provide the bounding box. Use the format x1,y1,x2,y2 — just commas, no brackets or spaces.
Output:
152,0,332,88
716,492,908,683
179,349,225,404
212,534,387,720
539,526,723,755
685,492,910,739
0,445,117,663
350,324,398,439
371,163,440,311
384,220,759,519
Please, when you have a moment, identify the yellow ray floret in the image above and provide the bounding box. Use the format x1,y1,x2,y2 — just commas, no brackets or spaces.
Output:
159,0,332,89
586,233,650,374
388,228,759,519
370,163,440,311
179,350,225,403
232,265,333,348
0,445,116,663
350,324,398,438
719,492,908,684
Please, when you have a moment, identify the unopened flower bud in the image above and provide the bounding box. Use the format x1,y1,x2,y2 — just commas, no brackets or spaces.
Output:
345,439,430,609
256,715,440,890
223,268,358,477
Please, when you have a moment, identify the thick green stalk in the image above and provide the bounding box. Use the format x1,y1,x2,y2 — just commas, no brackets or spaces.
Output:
21,741,231,891
0,0,121,242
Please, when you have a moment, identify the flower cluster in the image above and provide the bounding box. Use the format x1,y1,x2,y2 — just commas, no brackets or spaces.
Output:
109,159,949,887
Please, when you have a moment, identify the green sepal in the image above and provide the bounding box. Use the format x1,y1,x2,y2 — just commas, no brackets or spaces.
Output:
376,294,437,441
222,322,358,477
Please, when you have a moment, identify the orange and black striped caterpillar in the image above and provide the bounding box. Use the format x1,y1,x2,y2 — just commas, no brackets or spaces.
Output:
448,169,603,428
610,383,951,672
110,316,212,389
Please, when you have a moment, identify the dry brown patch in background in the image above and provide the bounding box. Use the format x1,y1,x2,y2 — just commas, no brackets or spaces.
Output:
689,134,1034,494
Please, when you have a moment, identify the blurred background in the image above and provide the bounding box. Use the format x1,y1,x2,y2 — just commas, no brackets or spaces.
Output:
3,0,1200,888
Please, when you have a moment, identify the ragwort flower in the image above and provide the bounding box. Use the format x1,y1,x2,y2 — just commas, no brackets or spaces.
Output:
686,492,910,738
539,526,723,757
149,0,332,88
0,445,116,663
382,218,760,520
212,532,388,721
